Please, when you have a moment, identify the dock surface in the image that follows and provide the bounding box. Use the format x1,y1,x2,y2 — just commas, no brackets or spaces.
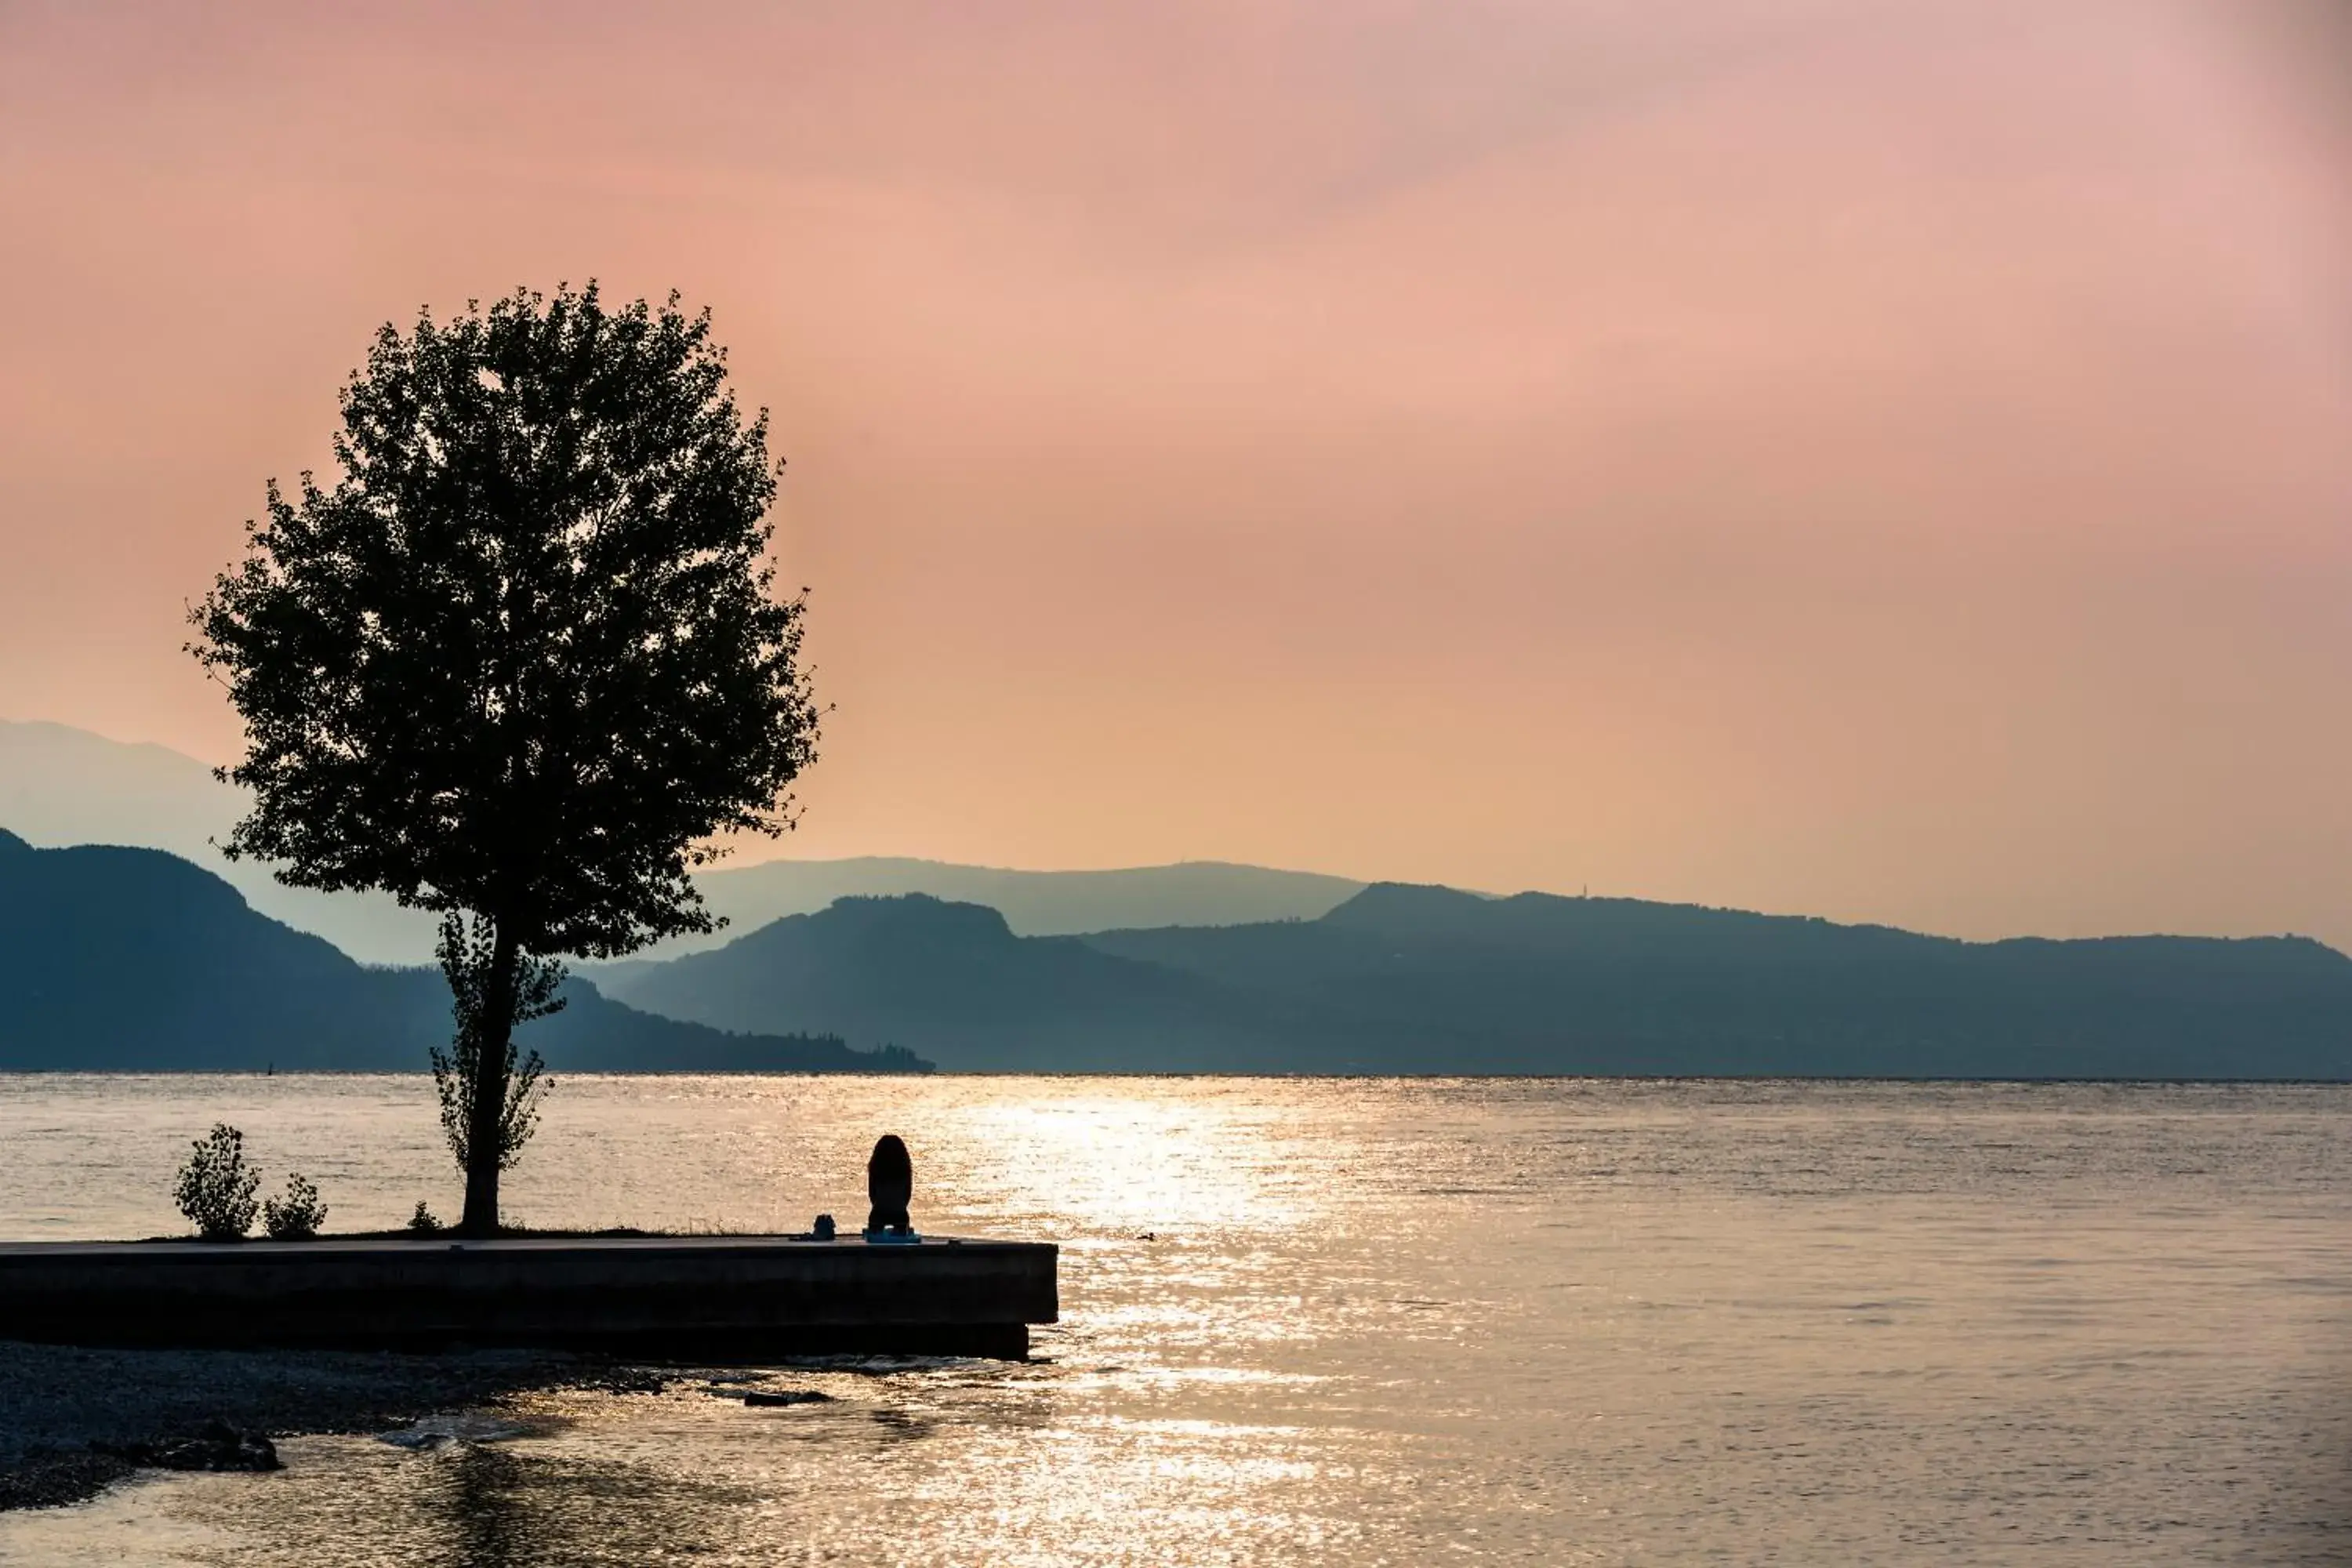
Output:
0,1234,1058,1360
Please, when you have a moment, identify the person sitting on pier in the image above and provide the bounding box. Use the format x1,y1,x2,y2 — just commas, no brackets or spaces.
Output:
866,1134,914,1239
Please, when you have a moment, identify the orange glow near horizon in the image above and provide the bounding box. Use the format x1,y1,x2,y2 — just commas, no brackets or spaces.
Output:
1,0,2347,946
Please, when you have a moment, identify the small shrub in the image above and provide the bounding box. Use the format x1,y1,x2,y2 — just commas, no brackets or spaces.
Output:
174,1124,260,1242
407,1201,443,1235
261,1174,328,1240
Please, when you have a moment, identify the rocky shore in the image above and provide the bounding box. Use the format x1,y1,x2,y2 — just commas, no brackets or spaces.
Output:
0,1341,601,1511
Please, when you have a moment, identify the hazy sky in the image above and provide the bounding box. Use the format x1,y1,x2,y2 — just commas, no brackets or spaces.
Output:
2,0,2348,945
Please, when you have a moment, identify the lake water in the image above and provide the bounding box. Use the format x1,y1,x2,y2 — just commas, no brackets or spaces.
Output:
0,1074,2343,1565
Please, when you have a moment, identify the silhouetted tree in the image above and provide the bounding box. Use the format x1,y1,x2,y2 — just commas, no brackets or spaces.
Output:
191,284,821,1235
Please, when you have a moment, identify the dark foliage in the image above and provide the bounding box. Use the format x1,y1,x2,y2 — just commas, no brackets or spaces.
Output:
187,284,822,1231
174,1124,260,1242
187,283,818,954
261,1174,328,1240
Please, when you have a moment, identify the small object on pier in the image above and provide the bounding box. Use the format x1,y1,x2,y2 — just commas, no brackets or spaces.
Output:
866,1134,913,1238
811,1213,836,1241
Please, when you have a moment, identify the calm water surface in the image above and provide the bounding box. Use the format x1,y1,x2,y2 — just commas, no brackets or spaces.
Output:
0,1074,2343,1565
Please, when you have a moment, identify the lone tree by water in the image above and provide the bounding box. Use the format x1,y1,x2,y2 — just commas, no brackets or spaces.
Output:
191,284,821,1236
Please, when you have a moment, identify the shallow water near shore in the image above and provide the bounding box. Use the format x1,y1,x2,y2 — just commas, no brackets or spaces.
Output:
0,1074,2344,1565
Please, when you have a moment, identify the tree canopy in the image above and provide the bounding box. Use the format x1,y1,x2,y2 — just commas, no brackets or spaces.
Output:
191,283,818,958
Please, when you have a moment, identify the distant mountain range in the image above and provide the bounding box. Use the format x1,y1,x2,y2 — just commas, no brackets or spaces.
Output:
9,720,2351,1079
596,894,1263,1073
0,720,442,967
0,721,1362,964
595,885,2352,1078
0,829,927,1073
637,855,1363,956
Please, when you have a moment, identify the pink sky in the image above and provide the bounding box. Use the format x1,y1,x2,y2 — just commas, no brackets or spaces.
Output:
2,0,2348,945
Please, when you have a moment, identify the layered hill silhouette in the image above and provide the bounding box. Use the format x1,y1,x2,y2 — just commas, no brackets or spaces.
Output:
1,721,1361,964
632,855,1362,959
0,829,927,1073
596,884,2352,1077
601,895,1276,1073
9,764,2349,1076
0,720,441,967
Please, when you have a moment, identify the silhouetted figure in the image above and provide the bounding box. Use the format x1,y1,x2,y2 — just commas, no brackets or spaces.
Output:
866,1135,913,1236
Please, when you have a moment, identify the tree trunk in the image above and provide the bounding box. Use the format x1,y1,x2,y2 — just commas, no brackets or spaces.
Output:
457,919,521,1237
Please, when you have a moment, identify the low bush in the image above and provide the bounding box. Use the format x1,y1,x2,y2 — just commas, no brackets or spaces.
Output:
408,1201,443,1234
174,1124,260,1242
262,1174,328,1240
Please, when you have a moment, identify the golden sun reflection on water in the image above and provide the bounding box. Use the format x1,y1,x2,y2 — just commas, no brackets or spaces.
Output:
942,1090,1325,1235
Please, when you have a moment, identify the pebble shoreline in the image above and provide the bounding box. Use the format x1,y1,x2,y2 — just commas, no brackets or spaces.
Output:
0,1341,590,1511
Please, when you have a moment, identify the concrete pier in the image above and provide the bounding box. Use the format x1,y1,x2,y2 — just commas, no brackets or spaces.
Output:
0,1235,1058,1360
